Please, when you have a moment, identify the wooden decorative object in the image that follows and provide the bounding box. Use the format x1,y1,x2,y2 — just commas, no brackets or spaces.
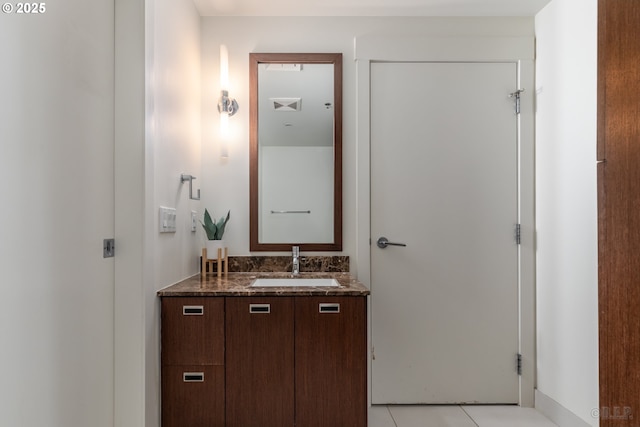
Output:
201,247,229,278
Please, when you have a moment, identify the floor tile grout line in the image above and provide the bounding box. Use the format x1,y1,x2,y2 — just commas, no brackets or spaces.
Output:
460,405,481,427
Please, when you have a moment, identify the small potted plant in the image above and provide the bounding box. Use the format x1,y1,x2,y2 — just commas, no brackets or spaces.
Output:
201,209,230,258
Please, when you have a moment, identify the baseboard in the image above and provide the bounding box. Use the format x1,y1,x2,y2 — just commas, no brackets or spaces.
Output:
535,390,593,427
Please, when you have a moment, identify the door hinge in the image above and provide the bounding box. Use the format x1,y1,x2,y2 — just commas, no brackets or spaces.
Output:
103,238,115,258
509,88,525,115
515,224,521,245
517,353,522,375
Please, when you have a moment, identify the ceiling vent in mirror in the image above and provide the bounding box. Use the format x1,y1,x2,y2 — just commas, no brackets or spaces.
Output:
270,98,302,111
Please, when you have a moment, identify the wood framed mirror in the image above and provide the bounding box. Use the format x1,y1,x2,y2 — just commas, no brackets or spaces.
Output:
250,53,342,251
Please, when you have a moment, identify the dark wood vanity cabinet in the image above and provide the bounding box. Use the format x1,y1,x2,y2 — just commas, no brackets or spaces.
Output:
161,295,367,427
161,297,225,427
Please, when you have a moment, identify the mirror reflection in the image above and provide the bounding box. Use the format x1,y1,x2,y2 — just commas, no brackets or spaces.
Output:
250,53,342,251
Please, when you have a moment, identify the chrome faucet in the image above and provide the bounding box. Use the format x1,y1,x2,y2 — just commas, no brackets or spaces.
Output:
292,246,300,275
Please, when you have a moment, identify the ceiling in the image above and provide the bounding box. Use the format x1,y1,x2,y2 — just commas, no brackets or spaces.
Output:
193,0,552,17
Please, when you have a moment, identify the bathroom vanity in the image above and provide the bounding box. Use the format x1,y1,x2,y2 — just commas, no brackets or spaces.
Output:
158,272,369,427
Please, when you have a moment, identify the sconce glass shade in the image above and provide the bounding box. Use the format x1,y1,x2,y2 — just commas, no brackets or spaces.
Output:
218,90,238,116
220,113,229,158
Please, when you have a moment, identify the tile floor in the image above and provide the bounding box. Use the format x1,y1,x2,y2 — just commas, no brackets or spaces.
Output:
371,405,558,427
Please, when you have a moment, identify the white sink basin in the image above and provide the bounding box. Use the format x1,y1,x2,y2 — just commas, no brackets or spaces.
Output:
250,278,340,288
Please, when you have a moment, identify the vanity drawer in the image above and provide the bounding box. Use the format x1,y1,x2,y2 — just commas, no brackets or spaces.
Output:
161,365,225,427
161,297,224,366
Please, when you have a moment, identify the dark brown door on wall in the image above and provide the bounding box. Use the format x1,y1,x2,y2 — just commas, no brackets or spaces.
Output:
598,1,640,426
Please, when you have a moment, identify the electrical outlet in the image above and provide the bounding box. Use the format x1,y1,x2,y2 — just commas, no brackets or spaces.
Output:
191,211,197,232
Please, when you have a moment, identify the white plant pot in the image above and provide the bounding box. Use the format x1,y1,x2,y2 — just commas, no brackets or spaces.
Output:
205,240,226,259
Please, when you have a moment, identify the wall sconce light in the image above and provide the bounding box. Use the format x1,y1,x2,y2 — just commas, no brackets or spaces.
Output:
218,45,238,117
219,45,235,159
218,90,238,116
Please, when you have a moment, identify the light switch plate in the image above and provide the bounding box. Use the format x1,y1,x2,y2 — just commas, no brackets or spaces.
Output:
159,206,177,233
191,211,197,232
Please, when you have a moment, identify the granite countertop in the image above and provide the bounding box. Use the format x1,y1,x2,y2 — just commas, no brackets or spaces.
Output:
157,271,370,297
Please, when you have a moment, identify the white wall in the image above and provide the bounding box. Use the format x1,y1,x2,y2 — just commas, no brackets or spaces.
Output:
535,0,599,425
149,0,202,283
0,2,115,426
145,0,202,425
114,0,202,425
114,0,146,423
200,17,534,265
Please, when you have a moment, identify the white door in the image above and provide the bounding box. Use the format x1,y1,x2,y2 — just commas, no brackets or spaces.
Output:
370,62,520,404
0,7,115,425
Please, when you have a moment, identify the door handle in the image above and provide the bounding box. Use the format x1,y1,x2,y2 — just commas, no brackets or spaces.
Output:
376,237,407,249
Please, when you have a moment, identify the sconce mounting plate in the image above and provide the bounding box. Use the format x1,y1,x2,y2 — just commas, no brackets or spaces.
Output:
218,90,239,116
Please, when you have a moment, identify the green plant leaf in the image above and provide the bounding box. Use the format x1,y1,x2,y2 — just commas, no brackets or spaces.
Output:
201,209,218,240
214,210,231,240
201,209,230,240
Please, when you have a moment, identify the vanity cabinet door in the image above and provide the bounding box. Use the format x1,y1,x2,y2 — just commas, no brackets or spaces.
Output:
225,297,295,427
161,297,224,366
295,296,367,427
161,365,225,427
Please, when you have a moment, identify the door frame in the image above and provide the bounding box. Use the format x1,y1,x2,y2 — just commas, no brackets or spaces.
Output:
354,34,536,407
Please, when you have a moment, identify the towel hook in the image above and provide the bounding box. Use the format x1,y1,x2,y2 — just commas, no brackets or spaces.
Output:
180,174,200,200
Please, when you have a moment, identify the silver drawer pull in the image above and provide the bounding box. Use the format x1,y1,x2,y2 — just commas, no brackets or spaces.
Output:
183,372,204,382
250,304,271,313
183,305,204,315
319,303,340,313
